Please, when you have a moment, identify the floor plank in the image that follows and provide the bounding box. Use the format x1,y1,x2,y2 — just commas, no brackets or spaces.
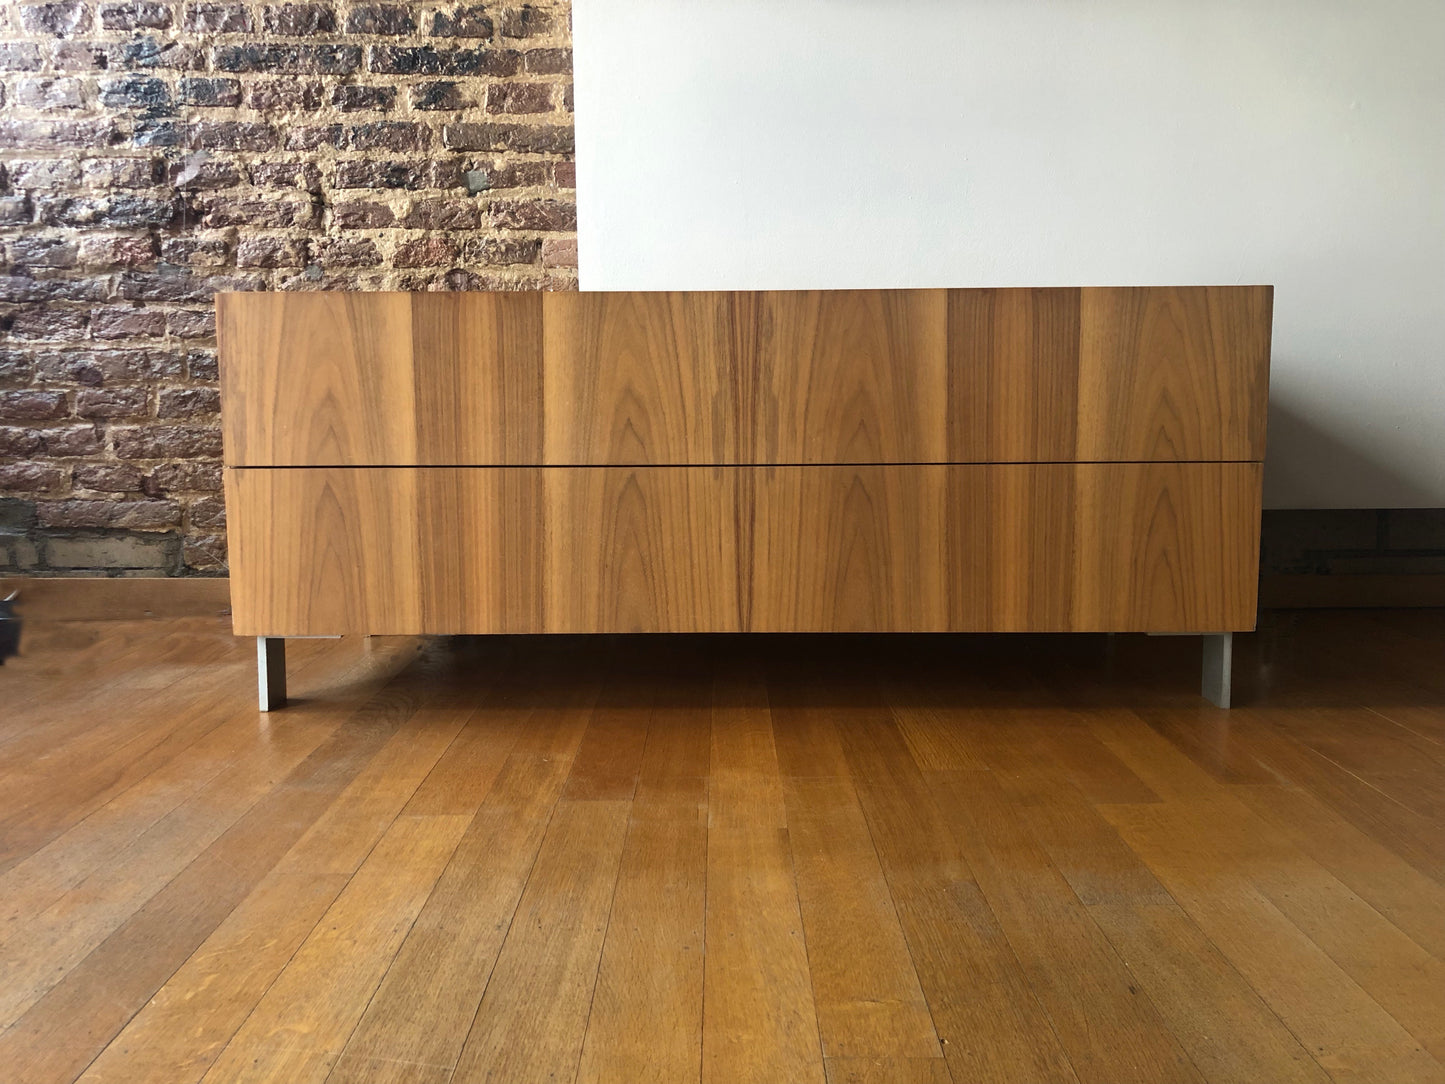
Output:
2,612,1444,1084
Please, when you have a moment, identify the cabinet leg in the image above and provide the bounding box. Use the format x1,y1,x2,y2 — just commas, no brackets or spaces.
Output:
1201,632,1233,709
258,636,287,711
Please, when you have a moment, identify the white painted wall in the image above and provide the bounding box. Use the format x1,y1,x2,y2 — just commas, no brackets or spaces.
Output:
573,0,1445,508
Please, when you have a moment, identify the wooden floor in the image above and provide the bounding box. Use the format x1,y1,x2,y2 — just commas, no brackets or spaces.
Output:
2,610,1444,1084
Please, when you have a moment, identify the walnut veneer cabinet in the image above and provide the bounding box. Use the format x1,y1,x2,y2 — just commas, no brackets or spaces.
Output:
219,287,1271,710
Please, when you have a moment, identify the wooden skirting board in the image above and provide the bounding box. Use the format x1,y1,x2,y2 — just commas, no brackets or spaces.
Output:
0,577,232,622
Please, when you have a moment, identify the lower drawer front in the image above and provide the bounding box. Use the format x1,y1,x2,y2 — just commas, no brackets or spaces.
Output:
225,463,1261,636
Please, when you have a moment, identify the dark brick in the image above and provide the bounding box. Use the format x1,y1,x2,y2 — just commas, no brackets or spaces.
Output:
189,121,279,151
117,264,264,301
178,77,243,107
541,237,577,267
35,347,184,384
236,236,306,267
76,386,150,417
331,83,396,111
81,157,164,188
367,45,518,77
182,532,226,569
0,44,45,71
245,79,324,110
198,198,318,228
158,387,220,417
0,119,120,150
166,309,215,338
183,2,251,31
0,464,64,493
49,41,110,71
348,122,431,151
524,48,571,75
35,424,104,456
114,424,222,458
0,390,69,421
0,428,44,457
429,5,491,38
0,275,109,304
78,234,160,267
443,122,573,154
400,199,479,230
5,236,79,269
499,5,550,38
9,159,83,189
392,236,458,267
0,197,33,226
112,37,205,70
171,157,243,190
346,4,415,34
562,82,572,111
489,198,576,231
187,495,226,529
144,460,221,493
74,463,144,491
101,1,174,30
38,498,181,528
0,351,35,384
553,160,575,188
284,124,344,150
7,307,89,340
0,497,39,529
344,158,462,191
465,236,541,265
160,236,233,268
99,75,175,116
20,2,92,36
331,200,394,228
133,120,186,148
40,195,180,228
213,44,361,74
311,238,382,267
186,349,218,381
91,307,168,339
16,76,88,111
411,80,472,111
261,3,336,34
486,82,552,114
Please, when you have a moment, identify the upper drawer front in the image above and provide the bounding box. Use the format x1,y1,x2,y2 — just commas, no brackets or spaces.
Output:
220,287,1270,466
219,291,544,467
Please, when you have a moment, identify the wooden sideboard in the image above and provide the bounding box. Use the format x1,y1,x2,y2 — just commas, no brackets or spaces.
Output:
218,287,1271,708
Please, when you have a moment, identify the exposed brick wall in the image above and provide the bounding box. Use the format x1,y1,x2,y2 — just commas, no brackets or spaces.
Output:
0,0,575,576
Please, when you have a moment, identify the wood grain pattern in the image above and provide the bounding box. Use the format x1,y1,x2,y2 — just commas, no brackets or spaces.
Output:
228,463,1260,635
219,286,1269,466
542,291,738,464
948,287,1083,462
218,291,543,466
543,466,745,633
741,289,949,463
225,467,542,636
1076,286,1272,461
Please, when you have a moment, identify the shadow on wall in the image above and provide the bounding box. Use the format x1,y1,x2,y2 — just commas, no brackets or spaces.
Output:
1265,395,1438,510
1262,399,1445,577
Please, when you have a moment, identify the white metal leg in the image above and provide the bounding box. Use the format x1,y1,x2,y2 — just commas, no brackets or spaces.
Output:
1201,632,1233,709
